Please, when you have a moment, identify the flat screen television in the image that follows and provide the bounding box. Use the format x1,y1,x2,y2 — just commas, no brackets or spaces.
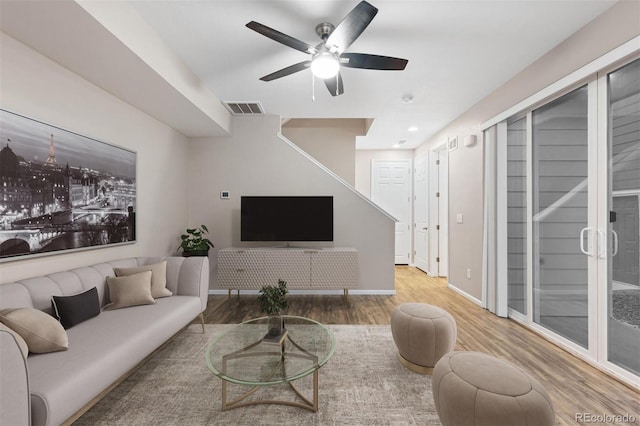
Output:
241,196,333,242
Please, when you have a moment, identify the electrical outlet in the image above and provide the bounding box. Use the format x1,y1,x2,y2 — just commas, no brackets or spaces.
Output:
466,268,471,279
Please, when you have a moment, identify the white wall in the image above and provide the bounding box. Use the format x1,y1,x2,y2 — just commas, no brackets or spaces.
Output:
0,32,191,283
355,149,415,199
414,0,640,301
282,118,366,186
188,115,396,292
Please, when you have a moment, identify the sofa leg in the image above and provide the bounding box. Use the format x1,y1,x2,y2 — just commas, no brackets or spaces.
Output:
200,312,205,334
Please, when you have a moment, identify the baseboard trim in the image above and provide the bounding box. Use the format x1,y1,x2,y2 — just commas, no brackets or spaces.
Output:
447,283,482,306
208,289,396,296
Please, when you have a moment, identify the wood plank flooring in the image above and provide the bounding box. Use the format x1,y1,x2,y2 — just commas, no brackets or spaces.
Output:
202,266,640,425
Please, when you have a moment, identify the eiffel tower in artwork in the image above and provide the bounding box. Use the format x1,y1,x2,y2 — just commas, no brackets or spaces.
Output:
45,133,57,166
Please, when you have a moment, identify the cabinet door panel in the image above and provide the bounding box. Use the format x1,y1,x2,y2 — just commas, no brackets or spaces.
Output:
264,251,311,288
312,251,359,289
217,250,265,289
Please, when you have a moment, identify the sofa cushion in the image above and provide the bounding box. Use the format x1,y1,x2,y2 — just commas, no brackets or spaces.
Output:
114,261,172,299
104,271,155,310
0,308,68,353
0,323,29,358
51,287,101,329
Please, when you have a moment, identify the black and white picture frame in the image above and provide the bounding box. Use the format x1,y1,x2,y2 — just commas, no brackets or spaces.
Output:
0,109,136,261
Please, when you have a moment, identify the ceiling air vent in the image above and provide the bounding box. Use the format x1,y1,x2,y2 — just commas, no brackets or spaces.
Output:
223,101,264,115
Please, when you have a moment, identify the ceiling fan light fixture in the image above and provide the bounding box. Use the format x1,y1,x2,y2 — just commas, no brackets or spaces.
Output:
311,52,340,79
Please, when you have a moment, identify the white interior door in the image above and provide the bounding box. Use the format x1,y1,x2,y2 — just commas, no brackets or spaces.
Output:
372,160,412,264
429,146,449,277
414,155,429,272
438,148,449,277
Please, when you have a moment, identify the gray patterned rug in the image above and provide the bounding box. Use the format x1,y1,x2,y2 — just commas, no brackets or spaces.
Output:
75,324,440,425
613,290,640,327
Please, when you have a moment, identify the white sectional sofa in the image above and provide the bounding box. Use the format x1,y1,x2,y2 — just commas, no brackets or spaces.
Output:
0,256,209,426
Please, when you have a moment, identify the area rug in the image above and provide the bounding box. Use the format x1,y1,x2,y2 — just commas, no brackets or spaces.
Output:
75,324,440,425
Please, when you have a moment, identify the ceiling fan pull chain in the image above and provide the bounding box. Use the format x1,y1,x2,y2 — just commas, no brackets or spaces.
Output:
336,74,340,96
312,72,316,102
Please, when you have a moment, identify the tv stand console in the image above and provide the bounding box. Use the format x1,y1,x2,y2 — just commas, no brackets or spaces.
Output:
217,247,359,299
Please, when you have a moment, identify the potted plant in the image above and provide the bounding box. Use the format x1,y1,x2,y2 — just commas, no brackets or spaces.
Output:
178,225,214,257
257,279,289,336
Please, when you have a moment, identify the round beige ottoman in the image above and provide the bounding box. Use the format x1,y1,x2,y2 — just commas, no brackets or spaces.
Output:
390,303,457,374
432,351,555,426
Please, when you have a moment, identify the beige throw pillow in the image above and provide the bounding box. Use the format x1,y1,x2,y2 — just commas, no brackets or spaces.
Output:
0,323,29,358
104,271,156,310
0,308,68,353
114,261,172,299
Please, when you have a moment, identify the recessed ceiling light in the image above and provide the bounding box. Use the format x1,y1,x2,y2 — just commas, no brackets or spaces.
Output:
402,95,413,104
408,126,418,132
392,143,401,148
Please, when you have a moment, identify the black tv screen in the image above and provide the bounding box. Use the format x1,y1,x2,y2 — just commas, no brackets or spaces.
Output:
241,196,333,242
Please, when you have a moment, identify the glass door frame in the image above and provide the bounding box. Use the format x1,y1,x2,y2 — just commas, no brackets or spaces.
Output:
523,81,598,362
595,56,640,386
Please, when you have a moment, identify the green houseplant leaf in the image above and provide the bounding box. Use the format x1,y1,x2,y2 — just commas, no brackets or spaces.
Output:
257,279,289,316
178,225,214,253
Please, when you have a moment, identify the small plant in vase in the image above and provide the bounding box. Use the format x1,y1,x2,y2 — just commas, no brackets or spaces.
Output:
257,279,289,336
178,225,214,257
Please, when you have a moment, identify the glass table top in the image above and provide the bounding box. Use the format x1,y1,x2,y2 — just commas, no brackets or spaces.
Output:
205,316,335,386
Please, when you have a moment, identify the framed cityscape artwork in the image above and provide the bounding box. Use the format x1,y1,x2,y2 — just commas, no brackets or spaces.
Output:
0,109,136,261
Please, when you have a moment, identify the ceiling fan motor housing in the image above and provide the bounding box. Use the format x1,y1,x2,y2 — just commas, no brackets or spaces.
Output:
315,22,335,41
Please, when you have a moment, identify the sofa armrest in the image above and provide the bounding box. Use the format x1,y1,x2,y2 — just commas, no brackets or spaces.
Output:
0,330,30,426
174,256,209,312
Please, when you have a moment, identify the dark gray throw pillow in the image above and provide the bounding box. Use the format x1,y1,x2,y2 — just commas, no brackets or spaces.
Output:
51,287,100,329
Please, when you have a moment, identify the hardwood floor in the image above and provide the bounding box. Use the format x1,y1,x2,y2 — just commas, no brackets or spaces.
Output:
203,266,640,425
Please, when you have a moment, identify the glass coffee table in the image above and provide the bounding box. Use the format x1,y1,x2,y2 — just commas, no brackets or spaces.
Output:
205,316,335,412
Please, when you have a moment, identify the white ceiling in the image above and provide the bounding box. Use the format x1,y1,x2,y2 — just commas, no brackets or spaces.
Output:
129,0,615,149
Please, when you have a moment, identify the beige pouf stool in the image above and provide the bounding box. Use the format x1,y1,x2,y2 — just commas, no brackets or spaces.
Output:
432,351,555,426
390,303,457,374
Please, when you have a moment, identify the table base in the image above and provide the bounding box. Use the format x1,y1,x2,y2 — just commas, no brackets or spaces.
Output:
221,368,318,412
219,335,321,412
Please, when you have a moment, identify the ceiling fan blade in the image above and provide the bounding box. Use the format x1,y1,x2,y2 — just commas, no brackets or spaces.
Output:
324,73,345,96
259,61,311,81
326,1,378,53
340,53,408,70
246,21,317,55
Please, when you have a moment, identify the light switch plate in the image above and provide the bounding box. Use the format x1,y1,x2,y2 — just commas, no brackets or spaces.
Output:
456,213,464,224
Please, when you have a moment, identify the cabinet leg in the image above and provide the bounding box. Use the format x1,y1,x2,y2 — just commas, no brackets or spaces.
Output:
344,289,349,302
227,289,231,300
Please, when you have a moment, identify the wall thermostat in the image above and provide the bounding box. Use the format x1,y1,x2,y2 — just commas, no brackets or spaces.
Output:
220,191,230,199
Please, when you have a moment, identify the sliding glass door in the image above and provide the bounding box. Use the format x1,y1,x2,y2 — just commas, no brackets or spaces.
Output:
606,58,640,375
507,117,527,315
532,86,590,348
495,56,640,386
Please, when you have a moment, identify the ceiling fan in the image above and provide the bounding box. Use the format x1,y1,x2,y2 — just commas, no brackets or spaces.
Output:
246,0,408,96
